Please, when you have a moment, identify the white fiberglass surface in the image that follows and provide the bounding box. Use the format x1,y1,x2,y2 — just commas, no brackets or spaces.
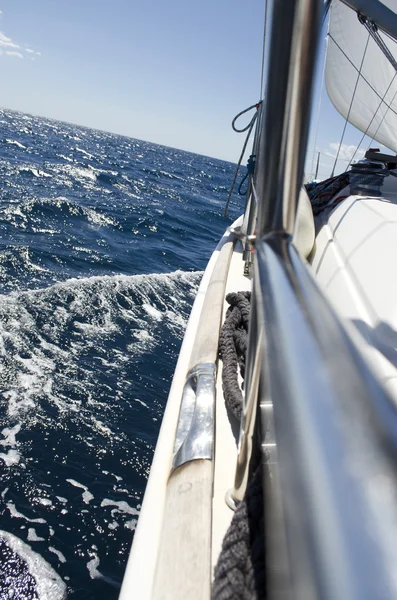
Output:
313,180,397,398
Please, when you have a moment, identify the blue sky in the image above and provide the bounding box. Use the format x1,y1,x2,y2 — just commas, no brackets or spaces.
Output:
0,0,388,176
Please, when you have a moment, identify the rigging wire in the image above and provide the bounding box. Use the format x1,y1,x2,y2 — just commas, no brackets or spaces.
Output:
347,73,397,168
366,84,397,149
310,40,327,179
361,18,397,71
346,18,397,168
259,0,268,100
309,1,330,181
331,30,371,177
224,107,260,217
328,33,397,118
225,0,268,217
366,97,397,149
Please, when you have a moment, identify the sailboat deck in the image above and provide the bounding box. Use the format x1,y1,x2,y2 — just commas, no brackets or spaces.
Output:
212,239,252,573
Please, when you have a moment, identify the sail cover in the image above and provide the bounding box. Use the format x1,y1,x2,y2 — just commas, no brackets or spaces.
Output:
326,0,397,152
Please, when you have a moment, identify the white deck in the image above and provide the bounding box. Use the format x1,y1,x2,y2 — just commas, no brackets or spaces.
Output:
313,193,397,401
119,220,246,600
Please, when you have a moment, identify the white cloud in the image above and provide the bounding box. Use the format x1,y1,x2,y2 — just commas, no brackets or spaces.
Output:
326,143,365,163
25,46,41,56
0,32,19,49
0,31,41,58
6,50,23,58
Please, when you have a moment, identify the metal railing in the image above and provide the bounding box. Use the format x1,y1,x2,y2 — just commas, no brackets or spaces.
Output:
230,0,397,597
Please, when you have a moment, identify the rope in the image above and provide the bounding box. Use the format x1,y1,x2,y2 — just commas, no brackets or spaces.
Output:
212,465,266,600
213,292,266,600
218,292,251,420
238,155,256,196
224,106,261,218
331,29,370,177
232,104,261,133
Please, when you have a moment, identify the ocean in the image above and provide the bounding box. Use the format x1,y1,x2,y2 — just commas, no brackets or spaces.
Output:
0,108,241,599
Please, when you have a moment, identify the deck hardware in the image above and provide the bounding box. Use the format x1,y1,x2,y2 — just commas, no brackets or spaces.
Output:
172,363,216,471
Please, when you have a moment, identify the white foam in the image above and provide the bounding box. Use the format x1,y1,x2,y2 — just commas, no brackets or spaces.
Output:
56,496,67,504
0,424,21,448
91,417,112,436
0,449,20,466
75,146,94,159
66,479,86,490
0,269,202,451
38,498,52,507
6,139,26,149
142,303,163,320
86,553,119,587
82,490,94,504
49,546,66,563
100,498,139,517
134,398,149,408
20,167,51,178
27,528,45,542
124,519,137,530
67,478,94,504
58,153,73,162
0,529,66,598
7,501,46,524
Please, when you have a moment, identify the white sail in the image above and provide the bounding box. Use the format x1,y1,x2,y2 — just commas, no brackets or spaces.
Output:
326,0,397,152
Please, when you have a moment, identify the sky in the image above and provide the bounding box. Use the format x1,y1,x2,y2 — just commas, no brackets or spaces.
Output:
0,0,390,177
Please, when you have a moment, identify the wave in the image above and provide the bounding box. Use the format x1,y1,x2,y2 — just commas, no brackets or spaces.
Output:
0,530,67,599
0,196,118,231
4,139,27,150
75,146,94,160
96,170,119,186
141,167,186,182
0,269,202,449
19,167,51,178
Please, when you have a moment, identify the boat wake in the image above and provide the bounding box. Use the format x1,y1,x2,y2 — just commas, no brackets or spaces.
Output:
0,269,202,594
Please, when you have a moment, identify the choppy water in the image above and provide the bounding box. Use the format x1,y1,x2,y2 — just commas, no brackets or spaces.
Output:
0,108,241,598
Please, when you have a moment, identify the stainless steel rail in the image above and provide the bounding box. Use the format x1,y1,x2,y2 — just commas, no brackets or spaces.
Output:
255,0,322,237
230,0,397,597
256,237,397,599
232,0,323,505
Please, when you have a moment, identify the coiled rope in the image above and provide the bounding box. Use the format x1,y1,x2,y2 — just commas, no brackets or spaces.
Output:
212,292,266,600
218,292,251,420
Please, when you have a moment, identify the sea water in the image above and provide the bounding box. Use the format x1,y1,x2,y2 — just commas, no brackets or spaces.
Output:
0,108,242,598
